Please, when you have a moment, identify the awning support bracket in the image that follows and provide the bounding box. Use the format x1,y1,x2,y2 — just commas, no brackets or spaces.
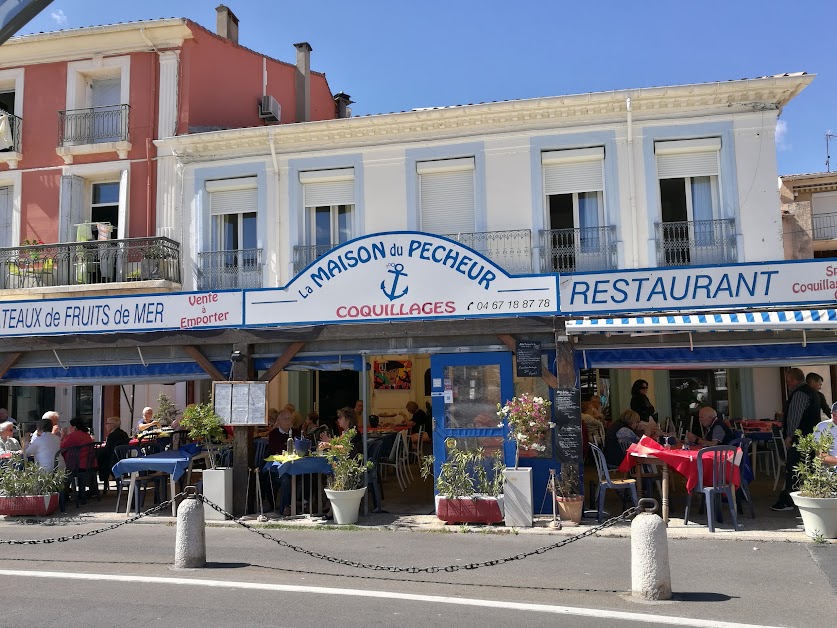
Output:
137,347,148,367
689,332,694,352
803,329,808,348
53,350,69,370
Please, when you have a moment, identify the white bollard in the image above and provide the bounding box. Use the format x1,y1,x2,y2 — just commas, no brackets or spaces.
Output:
174,489,206,569
631,499,672,601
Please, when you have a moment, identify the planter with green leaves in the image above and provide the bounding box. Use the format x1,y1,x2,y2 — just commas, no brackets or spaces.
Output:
420,438,505,524
180,403,225,469
140,242,176,280
0,461,67,516
555,463,583,524
322,428,372,524
153,393,181,428
790,429,837,539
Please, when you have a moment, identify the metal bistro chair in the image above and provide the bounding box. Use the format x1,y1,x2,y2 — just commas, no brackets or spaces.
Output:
589,444,638,523
684,445,739,533
247,438,270,515
54,442,99,511
771,424,788,491
112,444,167,514
729,437,755,519
366,438,385,513
380,430,406,492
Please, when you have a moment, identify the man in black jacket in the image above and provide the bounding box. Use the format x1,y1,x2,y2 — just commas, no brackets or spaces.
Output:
772,368,822,511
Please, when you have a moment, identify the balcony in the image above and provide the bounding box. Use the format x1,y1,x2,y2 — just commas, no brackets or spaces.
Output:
0,112,22,169
56,104,131,164
655,219,736,267
197,248,263,290
813,212,837,240
0,237,181,290
293,230,532,276
539,226,617,273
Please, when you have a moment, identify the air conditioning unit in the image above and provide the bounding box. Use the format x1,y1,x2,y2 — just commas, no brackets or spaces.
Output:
258,95,281,122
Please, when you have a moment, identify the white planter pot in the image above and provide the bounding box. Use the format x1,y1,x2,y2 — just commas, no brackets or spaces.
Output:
503,467,533,527
791,491,837,539
324,487,366,525
203,467,233,521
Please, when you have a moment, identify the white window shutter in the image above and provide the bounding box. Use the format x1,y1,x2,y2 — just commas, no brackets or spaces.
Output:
117,169,128,239
542,148,604,195
58,175,85,242
655,139,720,179
419,169,475,234
209,187,257,215
303,180,355,207
0,187,12,248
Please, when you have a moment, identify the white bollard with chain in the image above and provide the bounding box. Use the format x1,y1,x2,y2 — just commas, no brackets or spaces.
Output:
174,487,206,569
631,498,672,601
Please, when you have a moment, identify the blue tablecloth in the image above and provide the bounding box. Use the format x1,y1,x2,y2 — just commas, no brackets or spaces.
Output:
112,449,196,482
262,456,332,478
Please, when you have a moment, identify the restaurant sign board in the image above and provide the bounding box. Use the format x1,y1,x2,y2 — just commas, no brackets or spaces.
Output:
560,259,837,315
245,232,558,328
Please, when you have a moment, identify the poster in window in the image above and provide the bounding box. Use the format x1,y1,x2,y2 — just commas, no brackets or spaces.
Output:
373,360,412,390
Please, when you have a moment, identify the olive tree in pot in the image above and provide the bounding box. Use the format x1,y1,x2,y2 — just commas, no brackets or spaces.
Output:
180,403,229,520
790,429,837,539
0,461,67,516
555,463,583,525
322,428,372,525
420,438,505,525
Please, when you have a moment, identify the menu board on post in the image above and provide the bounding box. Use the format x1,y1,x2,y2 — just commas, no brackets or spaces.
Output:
552,387,582,464
212,381,268,426
516,340,541,377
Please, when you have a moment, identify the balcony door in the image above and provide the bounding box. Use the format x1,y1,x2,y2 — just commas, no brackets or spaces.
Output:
206,178,260,289
298,168,355,273
89,77,121,143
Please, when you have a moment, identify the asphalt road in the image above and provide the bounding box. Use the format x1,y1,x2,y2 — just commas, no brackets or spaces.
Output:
0,519,832,628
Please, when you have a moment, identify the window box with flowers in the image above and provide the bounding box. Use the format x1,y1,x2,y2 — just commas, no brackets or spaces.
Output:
497,393,554,527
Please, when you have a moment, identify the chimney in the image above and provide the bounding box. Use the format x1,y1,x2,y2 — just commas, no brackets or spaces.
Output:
294,42,312,123
215,5,239,44
334,92,353,119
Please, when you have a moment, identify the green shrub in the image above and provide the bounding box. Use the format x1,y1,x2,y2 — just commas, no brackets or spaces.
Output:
0,461,67,497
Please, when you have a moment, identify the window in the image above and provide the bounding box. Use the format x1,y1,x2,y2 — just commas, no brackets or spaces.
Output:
0,68,23,163
417,158,475,234
59,170,128,243
90,182,119,240
541,148,607,272
656,138,724,265
0,185,12,248
90,77,122,143
300,168,355,249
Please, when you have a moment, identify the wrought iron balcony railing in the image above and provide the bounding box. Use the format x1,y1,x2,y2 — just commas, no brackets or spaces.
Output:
293,230,533,276
0,237,180,289
58,104,130,146
655,218,736,267
539,225,617,273
0,111,22,153
197,248,263,290
813,212,837,240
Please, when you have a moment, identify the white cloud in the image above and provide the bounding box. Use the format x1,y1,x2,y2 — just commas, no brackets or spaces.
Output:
776,119,788,150
50,9,67,27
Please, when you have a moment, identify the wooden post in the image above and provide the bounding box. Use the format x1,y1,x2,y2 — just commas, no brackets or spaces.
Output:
231,343,254,517
496,334,558,390
0,352,22,380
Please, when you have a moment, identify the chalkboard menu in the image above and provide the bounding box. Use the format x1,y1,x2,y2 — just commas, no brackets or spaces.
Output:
212,381,268,426
516,340,541,377
552,387,582,464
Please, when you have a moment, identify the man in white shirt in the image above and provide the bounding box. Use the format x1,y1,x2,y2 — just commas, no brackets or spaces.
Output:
816,404,837,466
26,419,63,471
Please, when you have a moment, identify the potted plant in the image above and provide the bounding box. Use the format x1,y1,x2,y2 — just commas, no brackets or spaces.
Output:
153,393,181,428
0,460,67,517
497,393,554,527
180,402,229,520
322,428,372,525
555,463,584,525
790,429,837,539
140,241,175,280
420,438,505,524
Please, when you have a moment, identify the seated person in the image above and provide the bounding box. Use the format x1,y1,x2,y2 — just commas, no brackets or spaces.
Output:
580,400,606,444
0,421,20,453
603,409,641,468
257,407,280,438
98,417,130,489
815,407,837,467
405,401,430,444
60,418,94,450
686,406,733,447
302,411,321,439
26,419,63,471
137,407,159,432
317,407,361,457
266,409,301,516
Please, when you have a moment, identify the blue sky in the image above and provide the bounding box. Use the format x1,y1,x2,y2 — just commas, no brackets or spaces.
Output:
18,0,836,175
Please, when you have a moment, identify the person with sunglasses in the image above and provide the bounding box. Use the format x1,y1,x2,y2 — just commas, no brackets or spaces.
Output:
630,379,656,423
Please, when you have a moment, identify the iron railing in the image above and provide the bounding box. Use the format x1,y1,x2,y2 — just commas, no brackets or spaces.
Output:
0,236,180,289
813,212,837,240
655,218,737,266
197,248,263,290
58,104,130,146
0,111,22,153
539,226,617,273
293,230,532,276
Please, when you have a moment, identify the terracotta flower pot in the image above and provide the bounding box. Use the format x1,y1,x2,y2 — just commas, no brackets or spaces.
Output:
556,495,584,524
0,493,60,517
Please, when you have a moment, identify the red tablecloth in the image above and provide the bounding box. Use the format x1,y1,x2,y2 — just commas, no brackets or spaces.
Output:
740,420,781,432
618,436,740,493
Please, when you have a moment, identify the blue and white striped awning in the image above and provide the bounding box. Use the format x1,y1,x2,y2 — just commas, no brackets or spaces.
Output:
566,308,837,335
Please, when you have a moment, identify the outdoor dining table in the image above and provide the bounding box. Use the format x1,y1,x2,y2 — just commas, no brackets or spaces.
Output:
112,448,202,516
263,454,332,516
618,436,741,524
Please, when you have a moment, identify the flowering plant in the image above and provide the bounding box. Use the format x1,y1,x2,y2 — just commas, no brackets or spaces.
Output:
20,238,45,261
497,393,554,467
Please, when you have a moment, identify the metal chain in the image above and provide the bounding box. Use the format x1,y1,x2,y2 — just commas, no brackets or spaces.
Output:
199,495,640,573
0,491,188,545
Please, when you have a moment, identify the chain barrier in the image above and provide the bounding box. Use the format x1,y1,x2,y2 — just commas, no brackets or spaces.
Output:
0,491,188,545
199,495,641,574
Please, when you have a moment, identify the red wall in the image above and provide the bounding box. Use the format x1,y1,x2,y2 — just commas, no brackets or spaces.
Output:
20,170,60,243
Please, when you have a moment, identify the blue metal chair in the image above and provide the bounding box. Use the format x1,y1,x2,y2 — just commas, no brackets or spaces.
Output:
684,445,739,533
589,444,638,523
112,444,166,513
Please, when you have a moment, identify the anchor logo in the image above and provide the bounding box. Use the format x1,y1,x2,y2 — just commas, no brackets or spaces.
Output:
381,263,409,301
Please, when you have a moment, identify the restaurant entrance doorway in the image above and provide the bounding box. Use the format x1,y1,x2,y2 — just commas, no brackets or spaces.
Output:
317,370,359,432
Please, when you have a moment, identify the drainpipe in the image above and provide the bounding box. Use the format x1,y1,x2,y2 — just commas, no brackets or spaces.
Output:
626,97,639,268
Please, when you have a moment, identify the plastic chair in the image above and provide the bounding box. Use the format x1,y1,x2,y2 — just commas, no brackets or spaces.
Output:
366,438,385,512
247,438,270,515
380,431,406,492
112,444,167,513
409,426,426,465
589,444,638,523
728,437,755,519
684,445,739,533
55,443,99,510
771,425,788,491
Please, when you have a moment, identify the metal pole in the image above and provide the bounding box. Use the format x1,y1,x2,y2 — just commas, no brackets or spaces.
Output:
361,353,369,516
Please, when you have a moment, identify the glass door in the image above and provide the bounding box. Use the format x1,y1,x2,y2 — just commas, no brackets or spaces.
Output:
430,352,514,484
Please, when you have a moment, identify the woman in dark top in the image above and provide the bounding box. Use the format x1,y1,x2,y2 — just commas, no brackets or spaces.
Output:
630,379,656,422
98,416,129,488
